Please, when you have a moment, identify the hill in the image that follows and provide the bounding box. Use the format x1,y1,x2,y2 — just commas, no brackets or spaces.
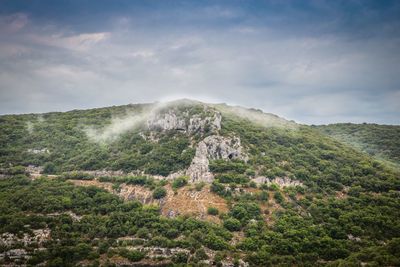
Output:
315,123,400,167
0,100,399,266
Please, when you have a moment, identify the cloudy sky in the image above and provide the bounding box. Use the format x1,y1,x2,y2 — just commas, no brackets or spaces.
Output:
0,0,399,124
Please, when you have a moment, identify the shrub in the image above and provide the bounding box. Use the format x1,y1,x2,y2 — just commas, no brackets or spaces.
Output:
229,202,261,223
215,173,249,184
173,252,189,264
194,248,209,260
207,207,219,216
209,160,248,174
119,248,146,262
172,176,188,189
195,182,206,191
274,191,284,204
224,218,241,231
153,187,167,199
43,162,57,174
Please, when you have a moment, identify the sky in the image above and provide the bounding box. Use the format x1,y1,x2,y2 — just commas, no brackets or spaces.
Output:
0,0,399,125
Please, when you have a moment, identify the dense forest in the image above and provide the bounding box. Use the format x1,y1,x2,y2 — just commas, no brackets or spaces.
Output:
0,101,399,266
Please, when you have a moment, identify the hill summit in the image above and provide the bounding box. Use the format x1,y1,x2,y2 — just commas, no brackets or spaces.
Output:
0,99,399,266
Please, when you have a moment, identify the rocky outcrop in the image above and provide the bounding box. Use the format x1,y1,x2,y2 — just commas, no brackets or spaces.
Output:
253,176,304,187
27,148,50,154
147,110,221,135
0,248,30,261
186,135,246,183
0,229,51,247
118,184,154,203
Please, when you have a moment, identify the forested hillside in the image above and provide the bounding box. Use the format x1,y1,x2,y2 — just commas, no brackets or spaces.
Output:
0,100,399,266
316,123,400,167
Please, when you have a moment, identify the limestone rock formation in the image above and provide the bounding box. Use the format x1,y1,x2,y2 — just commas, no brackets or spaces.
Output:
186,135,246,183
252,176,304,187
147,110,221,134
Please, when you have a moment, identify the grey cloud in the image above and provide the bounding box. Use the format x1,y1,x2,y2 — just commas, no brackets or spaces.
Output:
0,7,399,125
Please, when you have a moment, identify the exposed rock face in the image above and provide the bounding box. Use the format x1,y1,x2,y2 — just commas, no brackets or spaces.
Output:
27,148,50,154
0,229,51,247
186,135,246,183
0,248,30,261
119,184,154,203
253,176,304,187
147,110,221,134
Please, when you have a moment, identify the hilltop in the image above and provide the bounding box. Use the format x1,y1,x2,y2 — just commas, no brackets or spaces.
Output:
0,100,399,266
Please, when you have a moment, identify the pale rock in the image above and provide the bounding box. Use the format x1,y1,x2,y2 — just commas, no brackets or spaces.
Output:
147,110,221,134
186,135,246,183
27,148,50,154
253,176,304,187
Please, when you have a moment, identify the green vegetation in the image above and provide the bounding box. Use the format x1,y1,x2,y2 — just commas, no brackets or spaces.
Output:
0,176,233,266
316,123,400,166
172,176,188,189
152,187,167,199
0,104,195,176
207,207,219,216
0,102,399,266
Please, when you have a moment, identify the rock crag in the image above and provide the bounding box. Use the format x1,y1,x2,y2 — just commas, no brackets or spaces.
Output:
186,135,246,183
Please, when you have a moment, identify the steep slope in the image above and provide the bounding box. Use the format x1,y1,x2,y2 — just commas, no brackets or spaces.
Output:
315,123,400,167
0,100,399,266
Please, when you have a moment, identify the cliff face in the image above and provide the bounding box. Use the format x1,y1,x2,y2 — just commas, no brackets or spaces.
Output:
186,135,246,183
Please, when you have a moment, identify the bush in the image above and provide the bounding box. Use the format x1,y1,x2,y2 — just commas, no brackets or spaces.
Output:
215,173,249,184
229,202,261,223
204,233,229,250
194,248,209,260
43,162,57,174
207,207,219,216
195,182,206,191
119,249,146,262
224,218,241,231
172,176,188,189
173,252,189,264
153,187,167,199
209,160,248,174
274,191,284,204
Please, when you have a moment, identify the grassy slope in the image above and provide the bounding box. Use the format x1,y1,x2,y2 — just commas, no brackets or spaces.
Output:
315,123,400,167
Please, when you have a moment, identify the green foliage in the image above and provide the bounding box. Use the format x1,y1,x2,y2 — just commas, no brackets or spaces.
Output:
209,160,249,174
0,177,234,265
60,171,94,180
172,176,188,189
223,218,241,231
207,207,219,216
119,248,146,262
229,202,261,224
152,187,167,199
274,191,285,204
1,103,400,266
0,105,195,176
215,173,249,184
316,123,400,166
194,248,209,261
195,182,206,191
211,181,230,197
43,162,56,174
